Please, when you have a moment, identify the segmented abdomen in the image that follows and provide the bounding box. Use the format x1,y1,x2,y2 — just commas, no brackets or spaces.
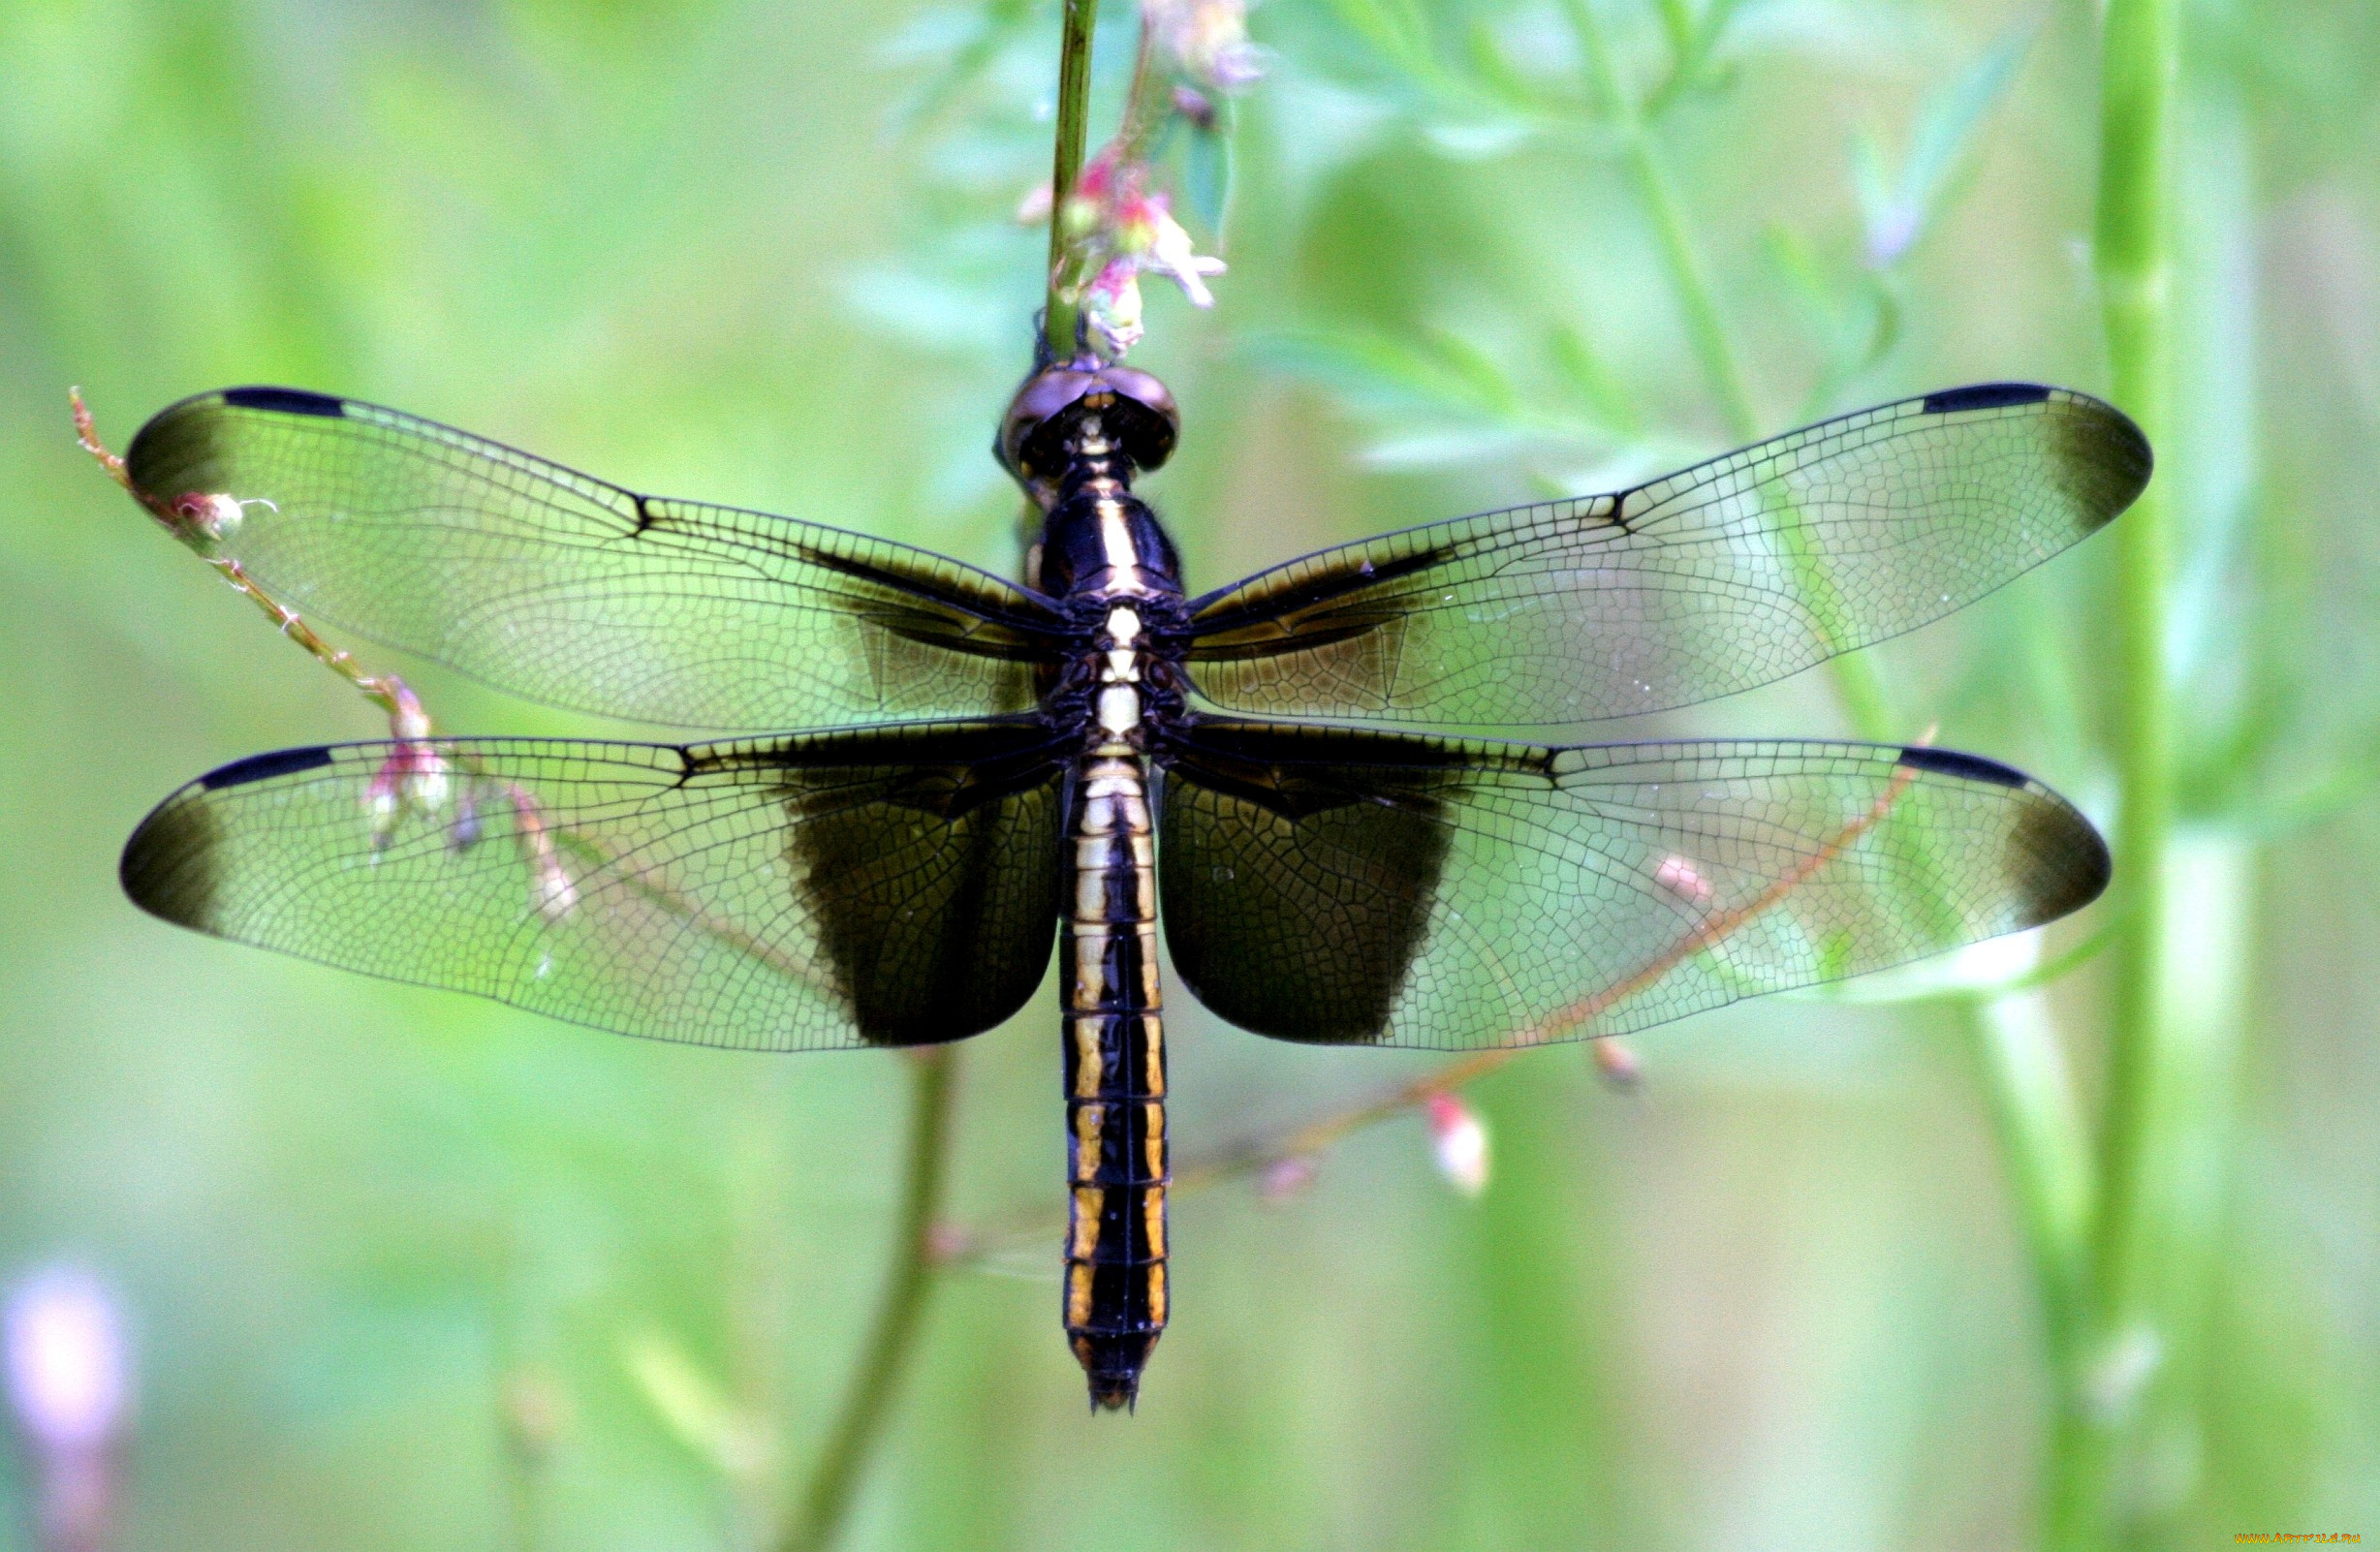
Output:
1061,751,1168,1411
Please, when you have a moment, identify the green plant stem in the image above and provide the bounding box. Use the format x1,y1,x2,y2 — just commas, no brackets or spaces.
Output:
2049,0,2181,1542
1043,0,1099,359
1970,991,2092,1352
2086,0,2180,1334
778,1047,961,1552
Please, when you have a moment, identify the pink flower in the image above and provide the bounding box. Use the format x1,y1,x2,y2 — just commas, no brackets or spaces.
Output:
1653,854,1714,904
509,786,578,924
1591,1039,1643,1091
363,681,448,849
1258,1153,1319,1202
1053,151,1226,357
5,1268,131,1552
1084,258,1147,356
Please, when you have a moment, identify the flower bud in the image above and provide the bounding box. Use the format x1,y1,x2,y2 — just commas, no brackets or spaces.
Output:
1258,1153,1318,1202
1147,0,1268,93
510,787,578,923
1425,1092,1490,1197
1591,1039,1643,1092
1084,259,1147,356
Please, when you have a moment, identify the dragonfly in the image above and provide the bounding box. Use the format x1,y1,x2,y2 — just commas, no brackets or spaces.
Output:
110,367,2147,1410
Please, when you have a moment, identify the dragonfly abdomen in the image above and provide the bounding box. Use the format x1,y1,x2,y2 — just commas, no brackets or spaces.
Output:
1061,750,1169,1412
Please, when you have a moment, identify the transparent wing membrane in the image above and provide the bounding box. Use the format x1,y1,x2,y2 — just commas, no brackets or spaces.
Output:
1185,386,2148,730
124,388,1063,731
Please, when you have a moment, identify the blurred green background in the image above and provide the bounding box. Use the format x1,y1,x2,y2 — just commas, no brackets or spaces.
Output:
2,0,2374,1547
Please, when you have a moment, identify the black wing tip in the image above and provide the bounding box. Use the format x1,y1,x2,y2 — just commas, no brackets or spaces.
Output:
125,387,348,494
120,789,223,931
201,745,335,790
220,386,348,418
2012,799,2114,928
1922,381,2053,415
2071,397,2154,525
1920,380,2153,527
1896,744,2028,788
1892,744,2112,925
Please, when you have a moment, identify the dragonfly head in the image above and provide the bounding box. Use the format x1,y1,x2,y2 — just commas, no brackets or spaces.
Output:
997,361,1178,508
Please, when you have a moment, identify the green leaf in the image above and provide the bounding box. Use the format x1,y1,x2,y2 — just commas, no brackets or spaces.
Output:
619,1330,767,1478
1547,323,1643,435
1459,17,1550,112
1181,113,1236,235
1250,326,1513,419
1860,21,2036,265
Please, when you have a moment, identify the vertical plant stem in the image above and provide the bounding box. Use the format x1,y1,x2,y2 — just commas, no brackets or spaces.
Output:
778,1047,961,1552
1970,992,2092,1354
1043,0,1100,359
2051,0,2182,1542
2087,0,2180,1322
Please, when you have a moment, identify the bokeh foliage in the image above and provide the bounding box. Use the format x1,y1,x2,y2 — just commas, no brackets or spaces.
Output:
1,0,2375,1547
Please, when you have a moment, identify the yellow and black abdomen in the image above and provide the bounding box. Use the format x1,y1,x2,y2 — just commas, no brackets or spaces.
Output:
1061,751,1168,1411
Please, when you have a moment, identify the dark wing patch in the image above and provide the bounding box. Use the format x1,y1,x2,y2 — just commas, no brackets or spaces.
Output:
1157,725,1459,1041
1156,723,2108,1049
121,723,1070,1051
122,388,1065,732
2009,797,2113,928
1185,387,2149,731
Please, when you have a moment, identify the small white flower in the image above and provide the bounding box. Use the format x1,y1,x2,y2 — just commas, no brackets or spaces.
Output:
1141,197,1226,308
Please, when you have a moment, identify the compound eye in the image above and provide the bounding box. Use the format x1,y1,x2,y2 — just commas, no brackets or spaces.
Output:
995,363,1182,498
997,367,1099,486
1089,366,1179,473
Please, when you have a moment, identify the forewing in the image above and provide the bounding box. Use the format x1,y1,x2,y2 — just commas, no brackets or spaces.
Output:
124,388,1060,730
121,723,1069,1050
1186,386,2149,730
1156,722,2108,1049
